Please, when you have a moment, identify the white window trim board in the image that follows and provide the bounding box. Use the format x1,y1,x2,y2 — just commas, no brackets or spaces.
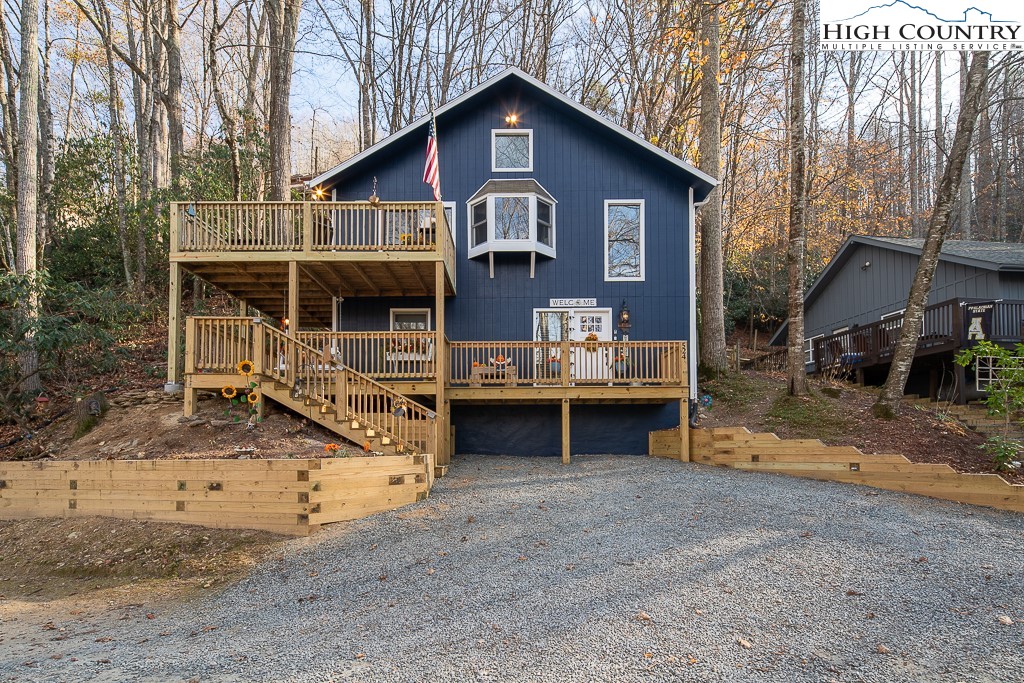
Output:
491,129,534,172
466,192,556,259
603,199,645,282
389,308,432,331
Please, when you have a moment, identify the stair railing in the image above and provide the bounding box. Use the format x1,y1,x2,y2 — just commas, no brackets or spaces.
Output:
255,322,435,455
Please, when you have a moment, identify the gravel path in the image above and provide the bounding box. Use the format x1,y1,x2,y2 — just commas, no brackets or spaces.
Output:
2,455,1023,682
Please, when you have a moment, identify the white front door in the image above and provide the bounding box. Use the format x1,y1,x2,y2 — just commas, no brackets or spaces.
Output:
533,307,613,380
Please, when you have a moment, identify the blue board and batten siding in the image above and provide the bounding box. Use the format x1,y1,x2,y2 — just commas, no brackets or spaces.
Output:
324,76,701,455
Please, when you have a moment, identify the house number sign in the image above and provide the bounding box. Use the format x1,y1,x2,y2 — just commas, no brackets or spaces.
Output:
549,298,597,307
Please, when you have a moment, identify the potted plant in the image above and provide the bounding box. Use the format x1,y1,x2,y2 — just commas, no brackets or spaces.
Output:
611,354,631,377
548,355,561,375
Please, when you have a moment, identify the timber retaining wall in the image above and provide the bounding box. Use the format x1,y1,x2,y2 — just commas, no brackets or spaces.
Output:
0,454,431,535
649,426,1024,513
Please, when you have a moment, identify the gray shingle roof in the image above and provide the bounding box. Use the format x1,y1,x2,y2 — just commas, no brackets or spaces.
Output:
468,179,556,203
866,236,1024,268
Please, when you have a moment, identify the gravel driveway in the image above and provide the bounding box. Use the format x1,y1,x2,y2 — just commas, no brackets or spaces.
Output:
2,454,1023,682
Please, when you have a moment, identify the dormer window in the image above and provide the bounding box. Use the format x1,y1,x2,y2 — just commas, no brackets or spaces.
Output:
492,129,533,172
467,179,556,260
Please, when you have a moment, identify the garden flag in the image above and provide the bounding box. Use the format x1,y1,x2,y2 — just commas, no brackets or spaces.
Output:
423,116,441,201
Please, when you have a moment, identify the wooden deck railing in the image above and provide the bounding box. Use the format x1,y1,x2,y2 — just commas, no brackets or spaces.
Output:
185,316,255,374
185,318,687,393
297,331,437,380
447,340,687,387
811,298,1024,374
172,201,452,253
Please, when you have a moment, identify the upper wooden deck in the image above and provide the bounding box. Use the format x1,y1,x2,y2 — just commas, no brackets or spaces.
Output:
169,202,456,318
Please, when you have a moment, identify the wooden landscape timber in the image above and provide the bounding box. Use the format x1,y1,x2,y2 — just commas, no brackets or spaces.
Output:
648,426,1024,513
0,455,430,535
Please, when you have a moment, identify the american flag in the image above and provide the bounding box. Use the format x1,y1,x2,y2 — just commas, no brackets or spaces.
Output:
423,117,441,201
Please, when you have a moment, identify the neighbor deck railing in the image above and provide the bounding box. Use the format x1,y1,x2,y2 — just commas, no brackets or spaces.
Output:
811,298,1024,374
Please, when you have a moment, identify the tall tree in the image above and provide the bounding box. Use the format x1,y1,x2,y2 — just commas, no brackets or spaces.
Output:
785,0,807,396
698,2,726,372
267,0,302,200
16,0,41,392
873,52,990,418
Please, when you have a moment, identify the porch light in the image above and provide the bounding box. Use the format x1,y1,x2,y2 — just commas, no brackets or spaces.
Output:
312,186,326,200
505,113,518,126
618,300,631,332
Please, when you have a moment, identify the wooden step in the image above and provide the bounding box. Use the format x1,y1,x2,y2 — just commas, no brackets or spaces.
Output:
434,465,448,478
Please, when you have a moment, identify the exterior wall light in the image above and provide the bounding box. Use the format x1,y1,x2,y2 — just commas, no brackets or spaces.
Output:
618,300,631,332
505,113,519,125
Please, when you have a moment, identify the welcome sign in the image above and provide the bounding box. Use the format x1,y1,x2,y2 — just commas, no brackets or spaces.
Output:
819,0,1024,51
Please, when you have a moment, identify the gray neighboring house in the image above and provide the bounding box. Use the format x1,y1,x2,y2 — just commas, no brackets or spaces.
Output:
771,236,1024,385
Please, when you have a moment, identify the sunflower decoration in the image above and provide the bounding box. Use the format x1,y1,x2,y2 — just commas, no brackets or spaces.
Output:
237,359,255,376
221,385,237,399
247,391,261,404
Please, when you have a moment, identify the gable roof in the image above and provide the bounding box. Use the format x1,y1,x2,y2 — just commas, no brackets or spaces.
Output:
309,67,718,202
768,235,1024,346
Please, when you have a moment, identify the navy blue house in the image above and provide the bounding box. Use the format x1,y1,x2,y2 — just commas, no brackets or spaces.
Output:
305,68,716,456
168,67,715,463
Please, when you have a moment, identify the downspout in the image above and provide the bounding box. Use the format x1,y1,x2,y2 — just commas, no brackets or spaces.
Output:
689,187,711,428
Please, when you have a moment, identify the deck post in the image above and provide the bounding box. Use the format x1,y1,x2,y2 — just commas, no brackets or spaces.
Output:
165,262,184,392
238,298,247,316
287,261,299,387
561,399,570,464
434,261,446,462
679,398,690,461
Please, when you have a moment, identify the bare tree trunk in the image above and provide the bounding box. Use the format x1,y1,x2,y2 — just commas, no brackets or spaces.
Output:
38,0,54,260
268,0,302,200
976,71,996,239
697,2,726,372
785,0,808,396
16,0,41,393
873,52,990,418
0,15,19,271
934,52,943,191
165,0,184,190
208,0,242,200
957,51,972,238
100,1,133,288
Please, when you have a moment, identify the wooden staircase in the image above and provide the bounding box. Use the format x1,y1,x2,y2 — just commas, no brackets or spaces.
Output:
250,324,441,471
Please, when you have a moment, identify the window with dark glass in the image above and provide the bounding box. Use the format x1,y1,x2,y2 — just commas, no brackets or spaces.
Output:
494,197,530,240
493,131,532,171
471,200,487,247
537,199,553,247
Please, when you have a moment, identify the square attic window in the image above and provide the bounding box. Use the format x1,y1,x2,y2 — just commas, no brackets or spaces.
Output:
492,130,533,172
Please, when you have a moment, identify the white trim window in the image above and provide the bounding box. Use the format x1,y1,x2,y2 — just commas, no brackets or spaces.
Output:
466,181,557,259
604,200,645,281
491,129,533,172
390,308,431,331
880,309,905,320
804,334,824,365
443,201,456,251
